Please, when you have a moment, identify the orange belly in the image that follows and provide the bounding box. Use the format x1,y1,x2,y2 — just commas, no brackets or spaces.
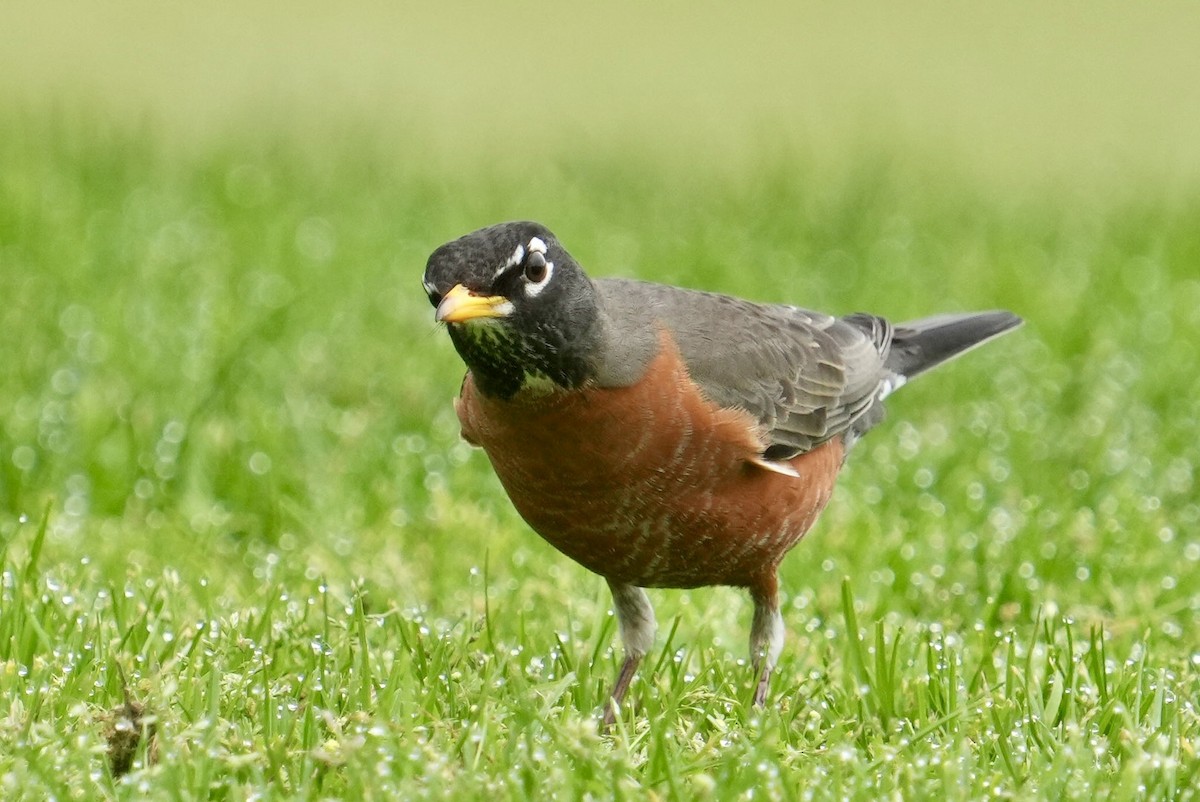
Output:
455,335,845,589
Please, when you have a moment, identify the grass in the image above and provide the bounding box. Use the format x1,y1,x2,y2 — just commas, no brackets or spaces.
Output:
1,111,1199,800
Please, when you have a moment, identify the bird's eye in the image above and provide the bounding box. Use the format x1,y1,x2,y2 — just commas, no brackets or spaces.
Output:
524,251,549,283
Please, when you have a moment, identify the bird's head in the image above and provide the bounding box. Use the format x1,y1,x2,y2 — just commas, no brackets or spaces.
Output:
424,221,600,399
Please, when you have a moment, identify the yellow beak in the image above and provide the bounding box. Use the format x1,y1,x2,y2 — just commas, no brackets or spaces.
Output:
434,284,513,323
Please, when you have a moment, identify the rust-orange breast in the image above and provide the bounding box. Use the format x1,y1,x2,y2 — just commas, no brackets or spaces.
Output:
455,333,845,589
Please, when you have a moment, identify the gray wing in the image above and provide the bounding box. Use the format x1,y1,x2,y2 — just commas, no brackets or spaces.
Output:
594,279,894,457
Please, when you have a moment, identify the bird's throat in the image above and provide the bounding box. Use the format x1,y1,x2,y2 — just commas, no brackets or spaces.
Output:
447,320,591,400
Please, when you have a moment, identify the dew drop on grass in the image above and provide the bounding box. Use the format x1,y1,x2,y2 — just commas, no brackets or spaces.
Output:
914,468,934,489
12,447,35,472
248,451,272,475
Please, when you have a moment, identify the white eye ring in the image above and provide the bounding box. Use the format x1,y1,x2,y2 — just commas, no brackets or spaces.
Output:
523,259,554,297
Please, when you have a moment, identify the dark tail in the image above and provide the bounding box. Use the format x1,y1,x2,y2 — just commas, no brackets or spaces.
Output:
886,310,1023,379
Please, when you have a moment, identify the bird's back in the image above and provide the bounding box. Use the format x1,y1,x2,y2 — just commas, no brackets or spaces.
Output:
595,278,1020,456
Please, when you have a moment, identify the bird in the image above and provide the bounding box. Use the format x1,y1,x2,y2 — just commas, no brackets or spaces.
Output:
423,220,1021,727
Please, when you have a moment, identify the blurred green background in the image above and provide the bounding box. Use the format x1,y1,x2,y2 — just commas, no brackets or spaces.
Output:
2,3,1200,797
7,1,1200,185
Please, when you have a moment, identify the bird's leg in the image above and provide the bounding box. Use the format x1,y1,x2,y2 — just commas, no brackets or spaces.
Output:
749,576,784,707
602,581,656,729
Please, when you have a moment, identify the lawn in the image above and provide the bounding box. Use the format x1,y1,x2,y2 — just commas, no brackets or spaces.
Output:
1,109,1199,800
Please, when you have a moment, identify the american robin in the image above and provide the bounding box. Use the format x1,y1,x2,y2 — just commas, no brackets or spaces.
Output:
423,220,1021,725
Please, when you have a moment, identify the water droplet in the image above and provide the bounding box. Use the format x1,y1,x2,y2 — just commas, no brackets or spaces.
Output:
248,451,272,475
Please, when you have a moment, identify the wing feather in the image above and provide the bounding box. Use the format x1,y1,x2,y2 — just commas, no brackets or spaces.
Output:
595,279,893,457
